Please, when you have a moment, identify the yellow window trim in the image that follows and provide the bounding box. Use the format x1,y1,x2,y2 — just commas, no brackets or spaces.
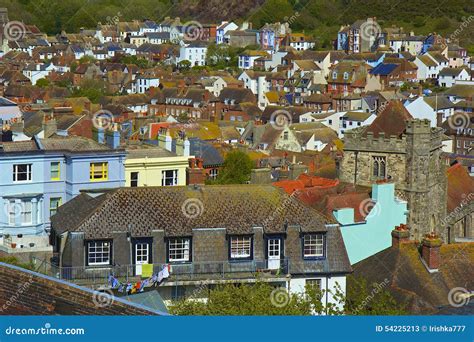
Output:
50,161,61,181
89,162,109,181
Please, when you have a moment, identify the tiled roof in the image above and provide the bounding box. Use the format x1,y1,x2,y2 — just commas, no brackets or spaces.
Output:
52,185,335,238
1,140,38,152
40,135,112,152
446,163,474,213
363,100,413,138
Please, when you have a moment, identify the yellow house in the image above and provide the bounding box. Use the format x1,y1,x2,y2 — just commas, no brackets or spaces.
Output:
124,145,191,187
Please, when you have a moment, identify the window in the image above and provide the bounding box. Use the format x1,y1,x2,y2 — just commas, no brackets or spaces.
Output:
283,131,289,140
50,162,60,180
306,278,322,290
230,236,252,259
49,197,62,217
372,156,386,178
162,169,178,186
303,234,324,258
90,162,108,181
131,172,139,187
13,164,32,182
168,238,190,262
268,238,281,257
135,243,149,264
21,201,32,225
87,241,112,266
332,71,337,79
343,72,349,80
209,168,218,180
7,202,16,225
328,119,332,125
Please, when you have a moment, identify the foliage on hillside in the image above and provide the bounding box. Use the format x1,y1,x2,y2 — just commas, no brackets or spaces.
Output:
2,0,473,48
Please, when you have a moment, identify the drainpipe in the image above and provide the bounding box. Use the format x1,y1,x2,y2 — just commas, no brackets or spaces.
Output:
325,277,329,315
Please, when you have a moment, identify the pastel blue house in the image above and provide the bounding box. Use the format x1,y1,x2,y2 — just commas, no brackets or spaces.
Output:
0,135,126,241
333,182,408,264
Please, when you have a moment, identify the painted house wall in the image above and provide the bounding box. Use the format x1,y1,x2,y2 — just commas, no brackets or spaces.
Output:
0,151,126,238
124,155,189,187
289,276,346,312
334,182,408,264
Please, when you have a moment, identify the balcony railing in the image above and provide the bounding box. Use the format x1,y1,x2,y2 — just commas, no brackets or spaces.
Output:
33,258,289,286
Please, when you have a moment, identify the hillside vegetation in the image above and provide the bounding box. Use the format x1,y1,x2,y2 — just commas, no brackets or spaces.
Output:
2,0,473,49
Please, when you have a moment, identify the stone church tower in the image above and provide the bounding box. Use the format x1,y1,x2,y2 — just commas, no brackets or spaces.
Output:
339,101,447,241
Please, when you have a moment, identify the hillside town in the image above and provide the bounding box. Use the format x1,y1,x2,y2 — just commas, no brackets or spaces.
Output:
0,8,473,316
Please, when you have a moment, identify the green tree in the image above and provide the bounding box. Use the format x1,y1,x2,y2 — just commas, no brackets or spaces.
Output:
36,78,50,88
71,79,108,103
214,150,253,184
177,60,191,71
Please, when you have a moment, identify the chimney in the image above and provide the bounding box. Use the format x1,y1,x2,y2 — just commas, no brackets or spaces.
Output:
436,112,443,127
43,113,57,138
391,224,410,248
106,123,121,149
421,233,442,272
186,157,205,185
176,137,190,156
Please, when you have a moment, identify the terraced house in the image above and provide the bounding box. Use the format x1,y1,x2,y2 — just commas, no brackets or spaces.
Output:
50,185,352,306
0,135,125,250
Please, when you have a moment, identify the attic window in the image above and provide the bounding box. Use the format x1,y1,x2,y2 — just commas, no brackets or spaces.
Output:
332,72,337,79
343,72,349,80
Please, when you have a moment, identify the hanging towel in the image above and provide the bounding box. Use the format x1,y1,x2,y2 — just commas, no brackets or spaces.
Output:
162,264,170,278
142,264,153,278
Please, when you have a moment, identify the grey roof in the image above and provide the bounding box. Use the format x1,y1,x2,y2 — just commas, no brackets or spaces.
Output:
189,138,224,167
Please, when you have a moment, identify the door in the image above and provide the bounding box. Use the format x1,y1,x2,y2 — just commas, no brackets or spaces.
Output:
134,242,150,276
267,238,281,270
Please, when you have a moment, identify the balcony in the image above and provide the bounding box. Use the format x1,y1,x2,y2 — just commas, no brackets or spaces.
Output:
34,259,290,287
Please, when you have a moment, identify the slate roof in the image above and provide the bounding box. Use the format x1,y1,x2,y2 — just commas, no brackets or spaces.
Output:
189,138,224,167
40,135,112,152
52,185,334,238
353,242,474,314
369,63,398,76
423,96,454,110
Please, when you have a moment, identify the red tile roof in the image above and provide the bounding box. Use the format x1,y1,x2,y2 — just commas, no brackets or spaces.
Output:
446,163,474,213
364,100,413,138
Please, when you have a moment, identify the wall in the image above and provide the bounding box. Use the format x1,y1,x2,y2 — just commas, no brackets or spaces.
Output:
335,183,408,264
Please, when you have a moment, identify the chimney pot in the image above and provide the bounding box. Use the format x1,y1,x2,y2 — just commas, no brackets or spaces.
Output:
391,225,410,248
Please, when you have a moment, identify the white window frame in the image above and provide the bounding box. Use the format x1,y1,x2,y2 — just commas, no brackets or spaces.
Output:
8,201,16,226
162,169,178,186
268,238,281,258
303,234,324,258
306,278,322,290
13,164,32,182
209,168,218,180
135,243,150,264
230,236,252,259
21,201,32,225
87,241,111,266
168,238,190,262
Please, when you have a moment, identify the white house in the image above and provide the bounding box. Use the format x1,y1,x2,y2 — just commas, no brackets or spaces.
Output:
238,50,268,70
339,111,376,137
22,63,57,85
438,68,470,88
216,21,238,44
178,42,208,67
414,55,439,80
134,75,160,94
0,97,22,123
405,95,455,127
238,70,269,109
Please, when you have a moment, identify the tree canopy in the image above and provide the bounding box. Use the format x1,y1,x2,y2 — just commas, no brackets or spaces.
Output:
211,150,253,184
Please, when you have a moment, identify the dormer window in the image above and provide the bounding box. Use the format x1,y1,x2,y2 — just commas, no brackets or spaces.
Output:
229,236,252,260
343,72,349,80
303,233,325,259
332,71,337,79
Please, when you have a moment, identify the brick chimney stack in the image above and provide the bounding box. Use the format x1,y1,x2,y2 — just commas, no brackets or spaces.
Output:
391,224,410,248
421,233,442,272
186,157,205,185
